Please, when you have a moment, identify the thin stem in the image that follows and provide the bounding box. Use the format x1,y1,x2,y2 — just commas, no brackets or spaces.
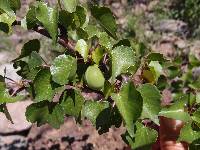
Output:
2,104,14,124
12,21,77,56
57,0,62,10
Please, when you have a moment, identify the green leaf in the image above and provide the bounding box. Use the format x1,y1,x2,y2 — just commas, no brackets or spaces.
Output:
137,84,161,125
189,138,200,149
167,66,181,79
62,0,78,13
26,6,37,29
90,6,117,40
14,39,40,61
61,90,84,119
142,69,156,84
9,0,21,11
189,76,200,90
196,93,200,104
112,82,143,136
47,104,65,128
75,39,89,62
189,54,200,67
113,39,131,48
28,52,43,70
26,101,65,128
111,46,136,82
149,61,163,84
178,123,200,143
58,10,73,29
131,122,158,149
82,101,109,125
59,6,87,31
50,54,77,85
82,101,122,134
0,0,15,16
192,108,200,125
149,61,163,79
146,53,167,63
0,22,9,33
34,68,54,101
142,61,163,84
59,9,86,30
0,0,16,33
98,32,113,49
133,42,149,57
84,25,99,39
75,6,87,27
103,81,114,99
76,28,88,40
0,13,15,33
92,47,104,65
36,2,58,43
13,60,40,80
159,98,191,122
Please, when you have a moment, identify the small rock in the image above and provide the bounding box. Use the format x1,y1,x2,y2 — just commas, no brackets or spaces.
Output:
0,135,28,150
174,39,187,49
153,19,188,35
151,41,175,57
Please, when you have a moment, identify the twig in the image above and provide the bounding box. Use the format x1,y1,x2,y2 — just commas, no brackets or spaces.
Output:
2,103,14,124
12,21,77,56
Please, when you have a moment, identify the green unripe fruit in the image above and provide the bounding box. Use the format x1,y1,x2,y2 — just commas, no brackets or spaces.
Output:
85,65,105,90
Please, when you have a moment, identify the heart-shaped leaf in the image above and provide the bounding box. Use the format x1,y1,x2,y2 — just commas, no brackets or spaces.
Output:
34,68,54,101
36,2,58,43
112,82,143,135
26,101,65,128
61,90,84,119
61,0,78,13
90,6,117,40
159,97,191,122
50,54,77,85
111,46,136,82
14,39,40,61
132,122,158,149
137,84,161,125
75,39,89,62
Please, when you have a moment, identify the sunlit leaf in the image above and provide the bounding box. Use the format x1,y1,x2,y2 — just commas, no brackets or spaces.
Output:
36,2,58,43
112,82,143,135
61,90,84,119
75,39,89,62
90,5,117,40
159,98,191,122
34,68,54,101
26,101,65,128
50,54,77,85
137,84,161,124
111,46,136,82
62,0,78,13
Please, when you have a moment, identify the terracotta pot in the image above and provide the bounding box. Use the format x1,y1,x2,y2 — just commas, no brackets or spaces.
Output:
159,116,188,150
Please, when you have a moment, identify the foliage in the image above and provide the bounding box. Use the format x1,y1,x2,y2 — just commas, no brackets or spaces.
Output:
170,0,200,36
0,0,200,149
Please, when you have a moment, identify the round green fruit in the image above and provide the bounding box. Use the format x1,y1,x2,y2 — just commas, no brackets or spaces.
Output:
85,65,105,90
